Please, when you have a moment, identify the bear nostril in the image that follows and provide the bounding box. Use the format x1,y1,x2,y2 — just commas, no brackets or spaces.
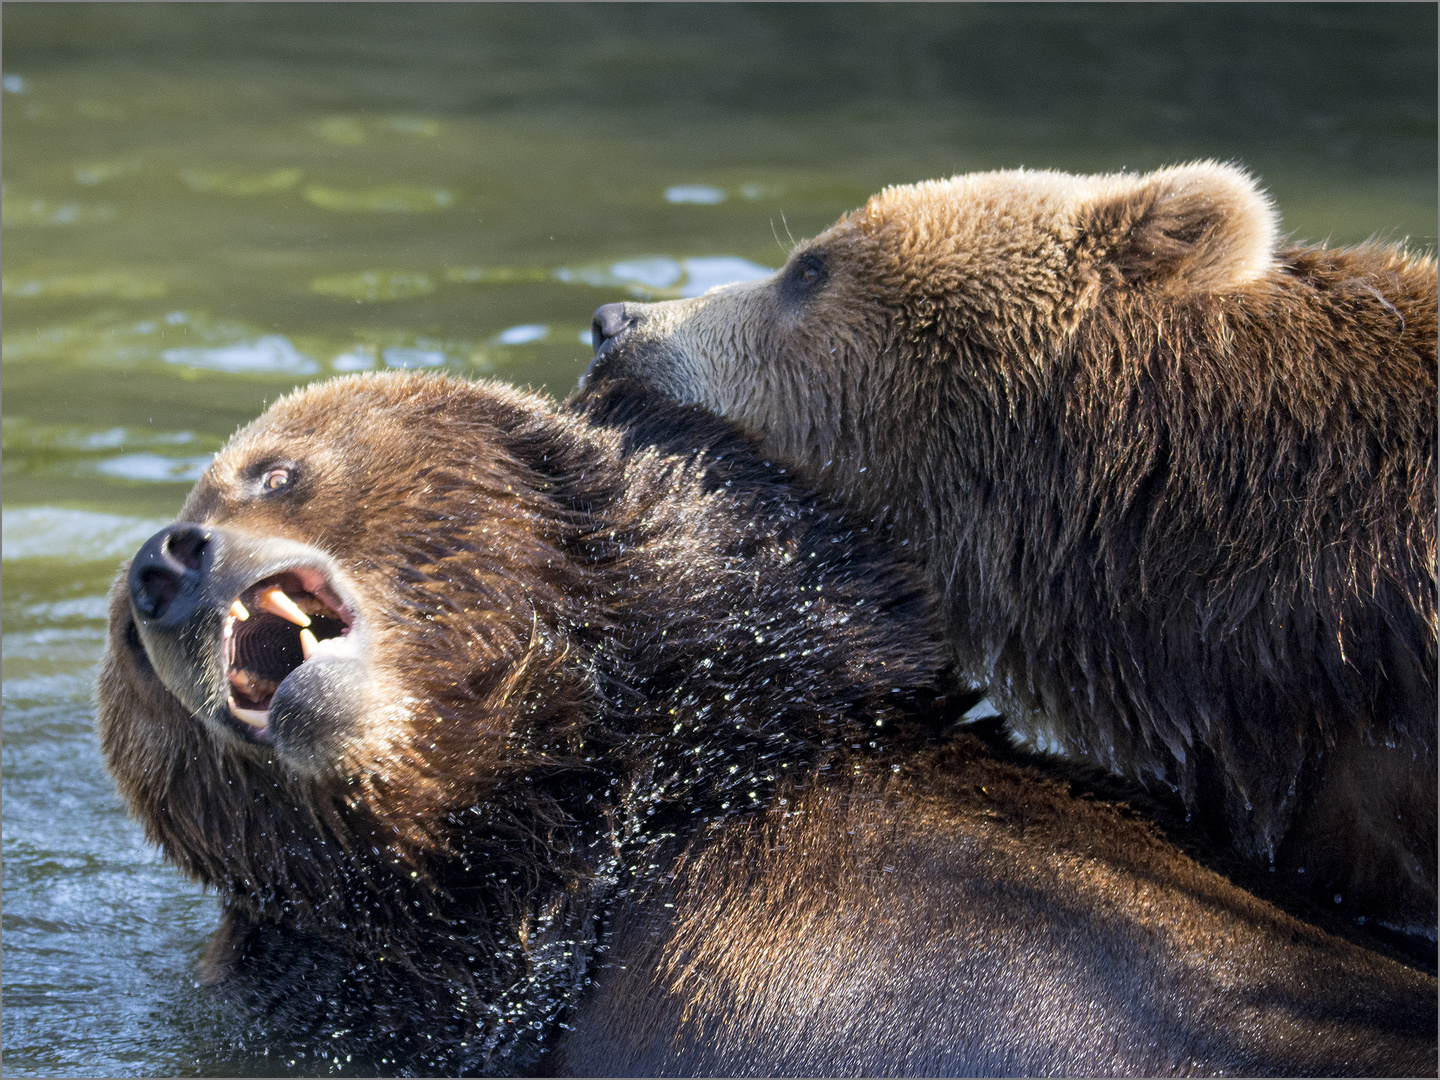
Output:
134,568,180,618
164,523,209,571
129,523,210,621
591,302,634,352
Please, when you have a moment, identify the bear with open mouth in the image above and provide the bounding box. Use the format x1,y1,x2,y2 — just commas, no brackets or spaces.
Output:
98,372,1435,1076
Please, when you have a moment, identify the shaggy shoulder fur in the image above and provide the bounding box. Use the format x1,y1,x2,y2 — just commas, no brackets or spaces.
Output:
582,162,1439,940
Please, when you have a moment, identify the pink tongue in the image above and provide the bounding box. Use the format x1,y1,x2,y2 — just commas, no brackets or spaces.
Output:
229,668,278,703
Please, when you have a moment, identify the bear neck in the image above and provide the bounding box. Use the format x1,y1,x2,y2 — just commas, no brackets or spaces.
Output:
851,251,1437,868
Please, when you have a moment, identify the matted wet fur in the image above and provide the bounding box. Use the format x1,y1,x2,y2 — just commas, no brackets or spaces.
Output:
582,162,1439,941
98,373,1435,1076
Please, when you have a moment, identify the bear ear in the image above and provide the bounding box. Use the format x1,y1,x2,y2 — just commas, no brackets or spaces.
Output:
1078,162,1278,292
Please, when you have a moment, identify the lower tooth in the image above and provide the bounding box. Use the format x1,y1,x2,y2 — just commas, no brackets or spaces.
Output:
227,695,270,731
308,634,359,660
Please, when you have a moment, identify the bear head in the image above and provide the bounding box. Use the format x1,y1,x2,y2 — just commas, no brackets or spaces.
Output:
584,161,1279,482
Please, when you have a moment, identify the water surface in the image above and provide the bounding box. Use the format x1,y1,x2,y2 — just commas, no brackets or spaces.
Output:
3,4,1435,1075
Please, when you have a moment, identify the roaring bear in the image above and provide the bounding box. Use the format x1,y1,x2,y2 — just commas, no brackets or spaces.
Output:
582,162,1439,940
98,373,1435,1076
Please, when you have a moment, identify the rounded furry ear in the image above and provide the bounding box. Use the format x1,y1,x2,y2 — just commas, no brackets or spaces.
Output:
1078,162,1278,291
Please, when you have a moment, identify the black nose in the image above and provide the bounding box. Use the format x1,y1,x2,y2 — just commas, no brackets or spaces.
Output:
128,523,211,622
591,302,635,352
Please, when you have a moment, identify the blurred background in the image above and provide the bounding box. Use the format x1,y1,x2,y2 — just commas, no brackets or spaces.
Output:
3,4,1435,1075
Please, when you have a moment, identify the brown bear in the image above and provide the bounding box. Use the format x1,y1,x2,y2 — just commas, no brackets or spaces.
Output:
98,372,1436,1076
582,162,1439,942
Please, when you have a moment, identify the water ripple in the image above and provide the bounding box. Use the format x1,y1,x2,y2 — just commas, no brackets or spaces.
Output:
2,507,172,563
665,184,727,205
554,254,773,299
94,454,213,484
162,335,319,375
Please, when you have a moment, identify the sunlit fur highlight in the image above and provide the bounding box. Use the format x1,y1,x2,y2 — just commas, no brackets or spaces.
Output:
582,162,1438,937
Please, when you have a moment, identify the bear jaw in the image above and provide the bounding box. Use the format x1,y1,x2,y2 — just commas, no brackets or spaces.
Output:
126,526,373,772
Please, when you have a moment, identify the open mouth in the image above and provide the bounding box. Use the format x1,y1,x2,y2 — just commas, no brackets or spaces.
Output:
221,568,355,741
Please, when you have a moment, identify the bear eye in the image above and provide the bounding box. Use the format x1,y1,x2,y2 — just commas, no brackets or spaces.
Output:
780,251,828,305
260,466,294,493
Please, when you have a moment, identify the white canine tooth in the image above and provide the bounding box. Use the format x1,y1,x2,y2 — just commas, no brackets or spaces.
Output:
227,695,270,731
230,599,250,621
256,586,311,627
299,628,317,659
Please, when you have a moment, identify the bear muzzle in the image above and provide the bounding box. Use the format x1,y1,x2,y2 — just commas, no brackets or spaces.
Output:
127,524,367,765
581,301,699,397
581,301,638,388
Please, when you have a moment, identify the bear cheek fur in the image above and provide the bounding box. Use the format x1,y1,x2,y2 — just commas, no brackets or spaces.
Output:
613,279,860,475
612,235,909,503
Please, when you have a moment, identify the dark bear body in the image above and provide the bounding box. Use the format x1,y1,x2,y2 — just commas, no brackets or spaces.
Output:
98,373,1435,1075
583,163,1439,939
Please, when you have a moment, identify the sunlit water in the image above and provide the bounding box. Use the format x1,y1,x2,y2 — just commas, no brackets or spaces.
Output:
3,5,1435,1076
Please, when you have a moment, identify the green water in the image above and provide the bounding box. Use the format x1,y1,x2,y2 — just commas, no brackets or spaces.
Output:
3,4,1435,1075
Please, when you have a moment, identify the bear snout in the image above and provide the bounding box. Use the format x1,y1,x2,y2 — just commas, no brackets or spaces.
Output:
129,523,212,625
583,301,640,388
582,300,696,395
125,525,368,758
591,301,635,352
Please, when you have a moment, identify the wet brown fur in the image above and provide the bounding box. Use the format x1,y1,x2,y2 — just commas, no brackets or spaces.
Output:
556,740,1437,1077
98,373,1437,1075
583,163,1439,936
98,373,954,1073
